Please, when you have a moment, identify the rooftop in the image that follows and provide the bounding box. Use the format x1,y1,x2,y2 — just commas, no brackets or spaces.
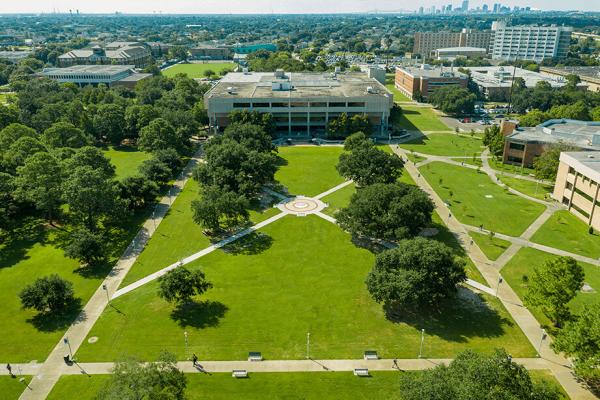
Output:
207,71,391,99
540,66,600,85
561,152,600,182
435,47,487,52
467,66,581,88
508,119,600,150
397,65,468,79
41,65,135,75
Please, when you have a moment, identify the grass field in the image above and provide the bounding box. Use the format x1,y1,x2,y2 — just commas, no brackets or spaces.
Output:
162,63,236,78
501,247,600,327
275,146,345,196
420,162,546,237
102,146,152,180
121,178,280,287
469,231,512,261
48,372,402,400
393,105,450,132
399,133,484,157
489,158,536,177
499,176,554,201
321,182,356,217
385,74,411,102
0,376,31,400
531,210,600,259
76,214,533,362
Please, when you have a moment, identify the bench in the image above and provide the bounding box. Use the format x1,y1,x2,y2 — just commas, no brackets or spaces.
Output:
248,352,263,362
232,370,248,378
354,368,370,377
363,351,379,360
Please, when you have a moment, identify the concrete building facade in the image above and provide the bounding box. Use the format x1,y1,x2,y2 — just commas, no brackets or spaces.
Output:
413,29,492,58
540,66,600,92
554,152,600,230
395,65,468,100
205,70,393,137
38,65,151,88
190,44,232,60
58,42,152,68
433,47,487,60
490,21,572,62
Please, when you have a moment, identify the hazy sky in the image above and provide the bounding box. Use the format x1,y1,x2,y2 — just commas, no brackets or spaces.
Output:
0,0,598,14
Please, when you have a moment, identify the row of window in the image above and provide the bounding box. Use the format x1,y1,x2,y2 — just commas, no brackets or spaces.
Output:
232,102,366,109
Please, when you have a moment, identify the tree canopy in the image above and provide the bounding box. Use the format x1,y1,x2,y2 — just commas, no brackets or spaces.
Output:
336,145,404,187
428,86,476,116
19,274,75,313
158,267,213,304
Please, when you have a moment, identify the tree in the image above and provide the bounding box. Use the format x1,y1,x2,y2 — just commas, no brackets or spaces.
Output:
158,267,213,304
337,183,434,241
0,172,18,231
482,125,504,157
366,237,466,311
124,104,158,138
64,227,106,266
336,146,404,187
203,69,215,79
0,123,37,156
525,256,584,327
139,158,172,186
116,175,159,210
519,109,549,127
228,110,276,137
592,106,600,122
93,103,126,145
19,275,75,313
343,131,371,152
221,123,274,153
399,349,562,400
97,351,187,400
191,186,250,233
553,303,600,393
3,136,46,171
14,152,63,222
169,46,189,61
138,118,179,153
0,104,19,131
428,87,476,115
533,143,576,181
348,114,373,135
64,146,115,179
152,148,183,175
41,122,93,149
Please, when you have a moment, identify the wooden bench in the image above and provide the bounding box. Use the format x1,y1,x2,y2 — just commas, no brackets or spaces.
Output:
232,370,248,378
354,368,370,377
363,351,378,360
248,352,263,362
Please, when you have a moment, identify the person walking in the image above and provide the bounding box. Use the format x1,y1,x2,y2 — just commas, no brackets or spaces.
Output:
192,353,198,367
6,363,13,377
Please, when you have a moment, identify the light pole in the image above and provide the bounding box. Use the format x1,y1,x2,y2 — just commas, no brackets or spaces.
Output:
495,276,503,297
418,329,425,358
64,337,73,361
184,331,189,359
306,332,310,360
152,209,157,230
102,284,110,304
537,329,547,357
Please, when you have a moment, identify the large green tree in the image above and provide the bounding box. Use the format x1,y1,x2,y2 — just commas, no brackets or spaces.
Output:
64,227,107,266
533,143,577,181
158,267,213,304
482,125,504,157
221,123,275,153
191,186,250,233
93,103,126,145
366,237,466,311
428,86,476,115
526,256,584,327
41,121,93,149
138,118,180,153
336,145,404,187
337,182,434,241
19,275,75,313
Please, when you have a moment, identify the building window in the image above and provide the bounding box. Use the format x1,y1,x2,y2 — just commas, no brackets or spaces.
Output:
271,102,288,108
348,102,366,108
507,155,523,163
233,103,251,108
310,102,327,107
290,102,308,108
329,102,346,107
571,203,590,219
509,142,525,151
562,196,570,206
252,103,270,108
574,187,594,203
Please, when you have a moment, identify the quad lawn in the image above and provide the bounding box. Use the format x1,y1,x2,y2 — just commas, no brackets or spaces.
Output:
76,215,534,362
399,133,484,157
385,74,411,102
469,231,512,261
392,105,450,132
0,376,31,400
489,158,536,177
499,176,554,201
102,146,152,180
162,63,236,78
48,372,402,400
275,146,345,196
120,178,280,287
501,247,600,328
420,162,546,237
405,152,427,164
321,182,355,217
531,210,600,259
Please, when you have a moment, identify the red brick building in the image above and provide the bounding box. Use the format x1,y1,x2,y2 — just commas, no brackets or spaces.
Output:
395,65,468,100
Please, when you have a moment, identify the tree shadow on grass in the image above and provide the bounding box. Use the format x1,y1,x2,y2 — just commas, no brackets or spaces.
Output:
385,288,509,343
170,300,228,329
0,218,48,269
221,232,273,256
26,298,84,333
73,260,114,280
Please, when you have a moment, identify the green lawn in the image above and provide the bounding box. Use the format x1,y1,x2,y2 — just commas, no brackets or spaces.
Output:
162,63,236,78
385,74,411,102
489,158,536,177
102,146,152,180
501,247,600,327
393,106,450,132
121,178,279,287
399,133,484,157
469,231,512,261
275,146,345,196
405,153,427,164
321,183,356,217
499,176,554,201
48,372,402,400
531,210,600,260
76,215,534,362
420,162,546,237
0,376,30,400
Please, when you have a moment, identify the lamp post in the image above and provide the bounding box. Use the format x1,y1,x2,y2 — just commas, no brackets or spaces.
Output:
496,276,503,297
418,329,425,358
152,209,157,230
537,329,547,357
102,284,110,304
64,337,73,361
306,332,310,360
184,331,189,359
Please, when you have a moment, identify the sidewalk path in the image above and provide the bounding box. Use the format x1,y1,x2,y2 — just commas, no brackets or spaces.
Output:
391,145,596,399
19,149,205,400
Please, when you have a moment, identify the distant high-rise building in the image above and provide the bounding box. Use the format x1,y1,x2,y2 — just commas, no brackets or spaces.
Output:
482,4,489,12
418,6,424,14
413,28,491,57
493,3,500,12
462,0,469,11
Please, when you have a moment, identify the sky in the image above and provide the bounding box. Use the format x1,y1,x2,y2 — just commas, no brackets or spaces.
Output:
0,0,598,14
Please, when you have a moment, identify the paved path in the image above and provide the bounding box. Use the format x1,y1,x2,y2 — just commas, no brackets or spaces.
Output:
391,145,596,399
314,180,353,200
18,149,205,400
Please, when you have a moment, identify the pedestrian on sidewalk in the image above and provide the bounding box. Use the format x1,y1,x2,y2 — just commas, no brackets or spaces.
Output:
192,353,198,367
392,359,398,369
6,363,13,377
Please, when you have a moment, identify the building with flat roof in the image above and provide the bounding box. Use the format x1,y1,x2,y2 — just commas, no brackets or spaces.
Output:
413,29,491,58
554,151,600,231
433,47,487,60
190,44,232,60
395,65,468,100
232,43,277,55
58,42,152,68
466,66,584,101
0,50,33,63
205,70,393,137
503,119,600,167
490,21,572,62
38,65,151,88
540,66,600,92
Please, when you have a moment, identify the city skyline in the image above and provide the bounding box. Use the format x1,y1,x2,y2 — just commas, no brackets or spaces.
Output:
0,0,599,14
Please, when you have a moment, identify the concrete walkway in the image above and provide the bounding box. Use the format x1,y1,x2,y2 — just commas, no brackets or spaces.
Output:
391,145,596,399
19,149,205,400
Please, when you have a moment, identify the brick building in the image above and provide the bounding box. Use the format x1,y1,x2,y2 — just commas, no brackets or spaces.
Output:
395,65,468,100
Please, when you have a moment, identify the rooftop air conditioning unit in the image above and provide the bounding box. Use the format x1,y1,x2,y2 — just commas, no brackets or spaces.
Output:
227,86,236,94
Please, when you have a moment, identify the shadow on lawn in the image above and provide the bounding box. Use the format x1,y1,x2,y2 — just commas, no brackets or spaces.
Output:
391,108,422,133
170,300,228,329
221,232,273,256
386,288,510,343
0,218,48,269
26,298,84,332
